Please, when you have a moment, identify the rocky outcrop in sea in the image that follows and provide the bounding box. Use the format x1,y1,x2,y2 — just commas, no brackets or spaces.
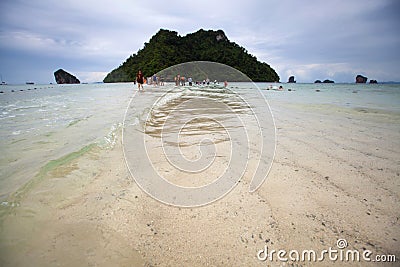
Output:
54,69,80,84
288,76,296,83
356,75,368,83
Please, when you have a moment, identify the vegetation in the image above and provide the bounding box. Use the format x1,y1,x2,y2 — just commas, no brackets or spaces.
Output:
103,29,279,83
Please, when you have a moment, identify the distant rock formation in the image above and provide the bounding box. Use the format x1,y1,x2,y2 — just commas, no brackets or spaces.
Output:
323,79,334,83
54,69,80,84
369,79,378,84
314,80,322,83
356,75,367,83
288,76,296,83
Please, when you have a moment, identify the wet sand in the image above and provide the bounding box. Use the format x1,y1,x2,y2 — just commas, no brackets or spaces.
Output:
0,88,399,266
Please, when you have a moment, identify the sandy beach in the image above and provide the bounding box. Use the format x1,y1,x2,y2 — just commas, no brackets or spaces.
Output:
0,83,399,266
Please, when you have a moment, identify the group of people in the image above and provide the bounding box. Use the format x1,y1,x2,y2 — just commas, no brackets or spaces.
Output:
266,85,284,91
150,74,164,86
135,70,228,91
135,70,165,91
174,75,189,86
174,75,227,87
174,75,205,86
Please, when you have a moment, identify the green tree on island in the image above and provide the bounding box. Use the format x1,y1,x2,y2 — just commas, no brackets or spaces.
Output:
103,29,280,83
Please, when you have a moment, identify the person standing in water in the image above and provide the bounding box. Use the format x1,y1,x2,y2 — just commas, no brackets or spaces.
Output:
136,70,144,91
152,74,157,86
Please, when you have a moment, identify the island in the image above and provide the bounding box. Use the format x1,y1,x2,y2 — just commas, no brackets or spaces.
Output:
103,29,279,83
54,69,80,84
288,76,296,83
356,74,368,83
314,79,334,83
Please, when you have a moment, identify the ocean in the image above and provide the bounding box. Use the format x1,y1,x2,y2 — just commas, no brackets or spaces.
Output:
1,82,399,203
0,83,134,202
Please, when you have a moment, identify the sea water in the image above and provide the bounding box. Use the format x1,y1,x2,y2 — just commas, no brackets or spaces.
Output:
259,83,400,113
0,83,134,201
0,82,399,203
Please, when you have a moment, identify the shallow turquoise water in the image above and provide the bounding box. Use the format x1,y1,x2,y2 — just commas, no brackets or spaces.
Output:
0,83,134,200
259,83,400,112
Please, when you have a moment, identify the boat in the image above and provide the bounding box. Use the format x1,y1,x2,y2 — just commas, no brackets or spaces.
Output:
0,74,6,85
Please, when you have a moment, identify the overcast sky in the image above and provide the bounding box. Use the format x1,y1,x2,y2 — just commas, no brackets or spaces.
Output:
0,0,399,84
